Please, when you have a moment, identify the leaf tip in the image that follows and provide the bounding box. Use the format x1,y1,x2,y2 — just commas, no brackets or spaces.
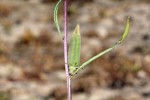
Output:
117,16,130,44
73,24,80,35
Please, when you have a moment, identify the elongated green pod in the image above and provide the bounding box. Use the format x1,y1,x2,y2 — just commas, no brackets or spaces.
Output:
68,25,81,75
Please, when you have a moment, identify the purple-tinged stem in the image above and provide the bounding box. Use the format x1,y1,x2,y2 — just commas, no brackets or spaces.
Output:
63,0,72,100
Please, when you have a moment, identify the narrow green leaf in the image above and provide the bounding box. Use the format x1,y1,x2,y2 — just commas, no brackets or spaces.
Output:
54,0,62,34
117,17,130,44
68,25,81,75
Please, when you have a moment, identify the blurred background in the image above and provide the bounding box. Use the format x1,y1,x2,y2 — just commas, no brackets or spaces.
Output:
0,0,150,100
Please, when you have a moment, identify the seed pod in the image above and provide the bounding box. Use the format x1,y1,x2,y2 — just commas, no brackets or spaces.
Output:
68,25,81,75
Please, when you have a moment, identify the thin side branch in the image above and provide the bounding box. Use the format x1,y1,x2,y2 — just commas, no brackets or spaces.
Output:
72,17,130,76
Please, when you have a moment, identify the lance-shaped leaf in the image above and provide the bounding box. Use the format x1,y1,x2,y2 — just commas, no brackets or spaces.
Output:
54,0,62,34
71,17,130,76
68,25,81,75
117,17,130,44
